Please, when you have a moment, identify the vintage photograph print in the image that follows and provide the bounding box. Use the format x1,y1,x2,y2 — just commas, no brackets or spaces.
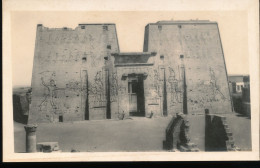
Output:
3,0,259,162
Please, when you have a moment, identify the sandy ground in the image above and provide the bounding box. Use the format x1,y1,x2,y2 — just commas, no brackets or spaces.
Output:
15,117,173,152
225,114,251,151
14,113,251,153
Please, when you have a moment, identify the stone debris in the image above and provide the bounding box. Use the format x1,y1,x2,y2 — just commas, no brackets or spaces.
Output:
37,142,62,153
163,113,199,152
71,149,80,152
205,109,240,151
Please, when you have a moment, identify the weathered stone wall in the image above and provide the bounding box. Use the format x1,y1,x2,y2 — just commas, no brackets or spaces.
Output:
144,21,232,115
13,88,31,124
205,111,239,151
29,20,232,123
29,24,119,123
13,94,29,124
242,87,251,117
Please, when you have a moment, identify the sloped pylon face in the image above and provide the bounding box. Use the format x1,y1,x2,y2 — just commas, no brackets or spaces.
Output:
29,20,232,123
28,24,120,123
143,20,232,115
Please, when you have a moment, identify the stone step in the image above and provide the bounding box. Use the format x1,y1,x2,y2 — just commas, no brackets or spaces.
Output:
227,145,241,151
227,135,233,141
179,145,200,152
224,127,230,132
227,147,236,151
226,132,233,136
179,145,190,152
222,120,227,124
223,124,229,129
184,123,190,127
171,149,181,152
234,147,241,151
186,143,197,148
190,148,200,152
226,140,235,148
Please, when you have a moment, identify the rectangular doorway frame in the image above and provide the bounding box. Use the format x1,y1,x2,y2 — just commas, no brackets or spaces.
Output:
128,74,145,117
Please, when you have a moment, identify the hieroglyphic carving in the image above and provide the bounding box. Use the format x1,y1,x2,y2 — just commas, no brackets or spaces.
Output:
66,80,81,94
153,69,160,96
42,47,87,64
168,67,182,106
90,52,97,67
73,34,80,43
188,67,227,111
110,72,119,102
209,67,226,101
89,71,105,107
118,86,126,95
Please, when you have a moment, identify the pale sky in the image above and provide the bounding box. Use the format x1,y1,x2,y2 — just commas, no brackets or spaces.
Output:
11,11,249,86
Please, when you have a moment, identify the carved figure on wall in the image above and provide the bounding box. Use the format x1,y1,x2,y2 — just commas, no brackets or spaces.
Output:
168,67,182,105
81,34,88,43
89,71,105,102
74,34,79,42
69,51,74,60
38,77,64,112
88,34,94,42
153,69,160,96
90,53,96,67
209,68,226,101
118,86,126,95
111,72,119,102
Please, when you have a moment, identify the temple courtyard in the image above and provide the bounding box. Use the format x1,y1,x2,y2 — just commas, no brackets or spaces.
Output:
14,113,251,152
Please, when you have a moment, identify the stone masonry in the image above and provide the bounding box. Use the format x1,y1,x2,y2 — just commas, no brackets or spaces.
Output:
163,113,199,152
205,109,240,151
29,20,232,123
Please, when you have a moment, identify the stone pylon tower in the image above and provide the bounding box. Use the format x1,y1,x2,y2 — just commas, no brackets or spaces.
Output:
29,20,232,123
143,20,232,114
28,24,119,123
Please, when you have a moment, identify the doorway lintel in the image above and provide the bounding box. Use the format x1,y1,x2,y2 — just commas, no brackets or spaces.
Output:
121,73,148,80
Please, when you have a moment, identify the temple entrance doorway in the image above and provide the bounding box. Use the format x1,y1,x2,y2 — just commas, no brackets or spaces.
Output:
128,75,145,116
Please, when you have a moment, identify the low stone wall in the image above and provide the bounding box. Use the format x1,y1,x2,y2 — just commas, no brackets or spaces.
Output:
13,94,29,124
242,88,251,118
242,102,251,118
163,113,199,152
13,88,31,124
163,116,178,150
205,109,240,151
231,87,251,117
232,95,243,114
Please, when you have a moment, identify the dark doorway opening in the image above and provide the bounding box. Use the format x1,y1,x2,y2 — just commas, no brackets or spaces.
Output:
128,75,145,117
59,115,63,122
